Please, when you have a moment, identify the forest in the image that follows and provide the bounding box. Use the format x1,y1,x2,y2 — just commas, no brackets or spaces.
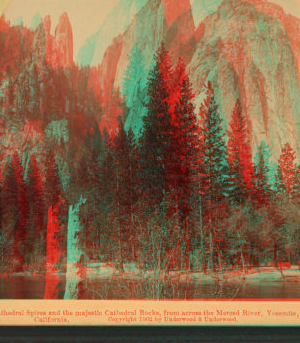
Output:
0,15,299,279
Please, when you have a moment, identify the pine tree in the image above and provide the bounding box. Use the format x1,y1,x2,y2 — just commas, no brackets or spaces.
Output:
139,43,173,208
199,82,229,271
113,119,127,265
274,164,286,195
121,43,148,133
12,153,29,267
87,127,102,201
293,165,300,199
200,82,229,207
168,59,201,267
100,128,116,206
227,99,253,204
278,143,297,198
253,141,272,206
98,128,116,259
78,122,103,258
26,154,46,262
113,119,139,261
126,128,139,209
2,153,28,268
121,42,147,109
2,157,17,262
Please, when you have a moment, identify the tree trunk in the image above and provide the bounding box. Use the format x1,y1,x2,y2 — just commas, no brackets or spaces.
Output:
175,192,180,271
185,216,190,271
217,246,223,277
209,230,213,271
274,242,278,267
199,192,205,273
44,201,65,299
44,202,64,299
64,197,87,300
241,249,245,277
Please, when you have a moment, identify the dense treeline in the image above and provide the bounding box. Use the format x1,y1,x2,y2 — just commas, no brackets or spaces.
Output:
0,16,101,271
0,17,300,273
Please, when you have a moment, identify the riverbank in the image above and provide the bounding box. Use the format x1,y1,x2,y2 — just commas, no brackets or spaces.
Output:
0,264,299,299
1,263,300,284
86,263,300,286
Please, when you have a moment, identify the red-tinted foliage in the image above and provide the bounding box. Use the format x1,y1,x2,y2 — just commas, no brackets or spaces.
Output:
228,99,253,203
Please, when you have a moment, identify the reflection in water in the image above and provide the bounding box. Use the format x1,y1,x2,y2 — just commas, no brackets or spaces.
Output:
0,276,46,299
0,276,300,299
44,274,66,299
236,279,300,299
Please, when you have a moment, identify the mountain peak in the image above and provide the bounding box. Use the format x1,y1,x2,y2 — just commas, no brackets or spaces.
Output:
43,15,51,36
54,12,73,67
60,12,69,20
56,12,72,33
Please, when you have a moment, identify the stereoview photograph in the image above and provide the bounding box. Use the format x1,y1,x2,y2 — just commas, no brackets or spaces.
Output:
0,0,300,301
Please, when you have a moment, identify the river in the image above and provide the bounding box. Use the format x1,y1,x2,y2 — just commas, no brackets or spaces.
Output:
0,275,299,299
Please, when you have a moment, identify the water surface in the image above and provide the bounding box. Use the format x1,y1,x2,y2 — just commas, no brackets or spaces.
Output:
0,275,300,299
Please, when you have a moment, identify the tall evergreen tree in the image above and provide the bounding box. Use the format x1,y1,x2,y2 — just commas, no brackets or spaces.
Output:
113,119,139,261
139,43,173,208
2,153,28,268
97,128,116,259
275,164,286,196
123,127,139,259
26,154,46,262
121,42,147,110
121,43,148,133
85,130,102,257
293,165,300,199
168,59,201,266
12,152,28,267
200,82,229,207
199,82,229,271
278,143,297,198
253,141,272,206
227,99,253,204
2,157,17,261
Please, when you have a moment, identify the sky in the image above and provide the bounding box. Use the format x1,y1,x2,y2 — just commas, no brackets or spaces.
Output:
2,0,121,56
1,0,300,57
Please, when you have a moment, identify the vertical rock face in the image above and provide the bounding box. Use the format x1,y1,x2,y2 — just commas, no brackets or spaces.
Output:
241,0,300,108
43,15,54,66
191,0,222,27
54,12,73,67
93,0,196,131
96,0,168,130
165,2,196,64
97,35,124,132
32,22,47,65
78,0,300,160
188,0,300,159
115,0,167,84
42,12,73,67
44,202,65,299
76,0,149,67
162,0,191,27
64,197,87,300
43,15,51,36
